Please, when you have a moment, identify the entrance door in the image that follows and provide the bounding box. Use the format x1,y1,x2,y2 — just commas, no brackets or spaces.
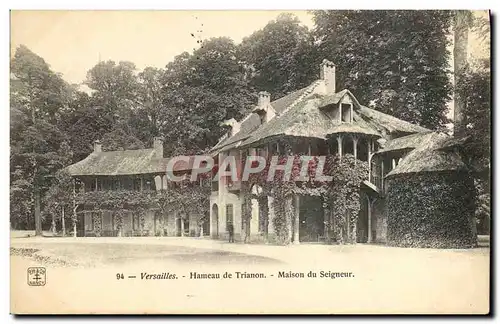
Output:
299,196,324,242
211,204,219,238
356,193,369,243
77,210,85,237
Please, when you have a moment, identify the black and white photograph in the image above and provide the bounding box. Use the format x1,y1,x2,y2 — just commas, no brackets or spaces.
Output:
8,8,491,314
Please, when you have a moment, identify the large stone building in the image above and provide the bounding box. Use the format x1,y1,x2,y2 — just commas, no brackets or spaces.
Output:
208,59,477,247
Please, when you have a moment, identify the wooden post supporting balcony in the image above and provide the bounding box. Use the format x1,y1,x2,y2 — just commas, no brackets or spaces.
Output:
337,134,343,161
293,195,300,244
368,138,372,182
352,135,358,165
381,159,385,191
366,196,376,243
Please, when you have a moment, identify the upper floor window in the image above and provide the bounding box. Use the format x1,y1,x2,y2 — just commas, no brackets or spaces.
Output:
112,179,121,191
143,177,154,191
341,103,352,123
133,178,142,191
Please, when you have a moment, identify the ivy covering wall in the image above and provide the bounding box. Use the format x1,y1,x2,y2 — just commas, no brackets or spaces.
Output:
386,171,477,248
244,138,369,245
75,181,211,237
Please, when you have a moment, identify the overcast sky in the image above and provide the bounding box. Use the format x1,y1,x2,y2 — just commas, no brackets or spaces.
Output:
10,10,314,84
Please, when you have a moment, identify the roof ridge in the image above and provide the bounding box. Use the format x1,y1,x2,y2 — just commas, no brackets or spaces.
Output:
274,80,322,119
98,148,154,154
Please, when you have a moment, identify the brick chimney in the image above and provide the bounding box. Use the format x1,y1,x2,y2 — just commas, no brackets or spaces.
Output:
153,137,164,158
258,91,271,107
93,140,102,153
320,59,336,95
253,91,275,123
222,118,241,136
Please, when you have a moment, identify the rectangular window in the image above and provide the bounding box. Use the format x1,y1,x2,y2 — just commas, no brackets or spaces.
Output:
133,214,141,231
112,179,121,191
96,178,102,191
211,179,219,191
143,177,153,191
85,180,94,192
84,212,94,231
341,103,352,123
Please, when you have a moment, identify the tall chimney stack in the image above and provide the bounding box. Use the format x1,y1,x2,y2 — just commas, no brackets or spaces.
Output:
258,91,271,107
253,91,275,124
153,136,164,158
320,59,336,95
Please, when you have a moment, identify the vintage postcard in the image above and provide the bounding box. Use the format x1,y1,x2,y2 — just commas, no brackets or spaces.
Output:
9,9,491,314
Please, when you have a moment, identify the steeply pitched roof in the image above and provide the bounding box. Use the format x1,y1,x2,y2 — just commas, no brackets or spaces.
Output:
240,91,382,148
66,149,166,176
319,89,362,108
211,84,316,153
242,94,332,145
359,106,429,134
211,81,429,153
386,132,468,178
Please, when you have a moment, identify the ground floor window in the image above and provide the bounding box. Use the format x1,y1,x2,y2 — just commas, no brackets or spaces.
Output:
132,214,141,230
84,212,93,231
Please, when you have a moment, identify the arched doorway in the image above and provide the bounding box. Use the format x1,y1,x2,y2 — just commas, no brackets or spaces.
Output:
299,195,324,242
211,204,219,238
250,185,263,234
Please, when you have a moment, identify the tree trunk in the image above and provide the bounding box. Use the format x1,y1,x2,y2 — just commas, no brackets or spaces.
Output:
453,10,470,137
61,207,66,237
72,179,77,238
34,188,42,236
51,207,57,235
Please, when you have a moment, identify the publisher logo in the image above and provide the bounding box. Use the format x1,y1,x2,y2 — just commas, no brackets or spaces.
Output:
27,267,46,286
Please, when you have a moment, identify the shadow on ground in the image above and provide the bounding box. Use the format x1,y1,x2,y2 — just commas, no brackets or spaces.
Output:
11,243,283,268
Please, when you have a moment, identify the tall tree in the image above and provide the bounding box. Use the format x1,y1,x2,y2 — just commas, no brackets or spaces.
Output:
85,60,140,124
160,37,256,155
312,10,453,130
239,13,318,99
453,10,474,137
132,67,167,144
10,45,73,234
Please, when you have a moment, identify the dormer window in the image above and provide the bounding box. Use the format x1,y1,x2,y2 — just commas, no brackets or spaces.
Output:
341,103,353,123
